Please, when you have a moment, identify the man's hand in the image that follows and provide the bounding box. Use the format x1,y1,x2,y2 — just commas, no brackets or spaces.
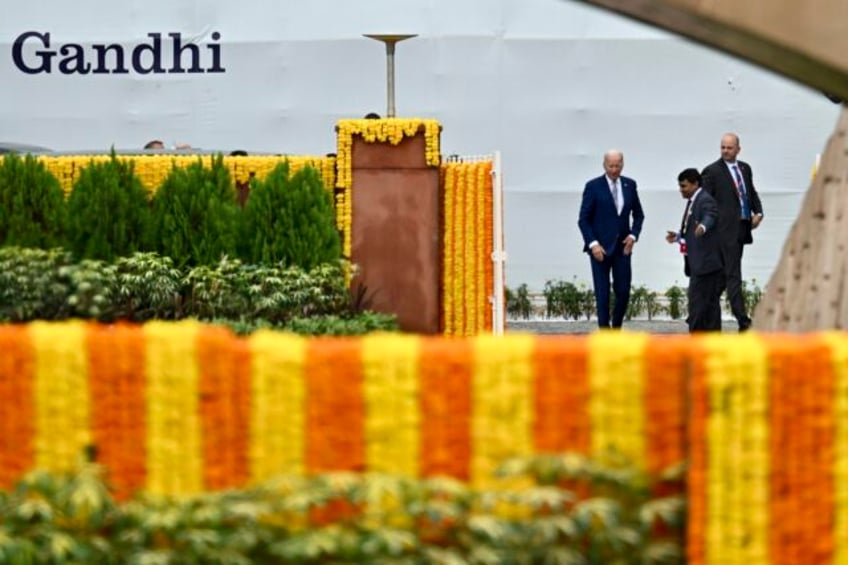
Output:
752,214,763,229
622,237,635,256
665,231,678,244
695,223,706,237
591,246,605,262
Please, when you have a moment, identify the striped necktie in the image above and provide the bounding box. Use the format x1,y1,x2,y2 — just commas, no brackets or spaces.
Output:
731,164,750,219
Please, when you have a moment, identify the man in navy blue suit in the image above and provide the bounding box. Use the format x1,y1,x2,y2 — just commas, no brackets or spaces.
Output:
578,150,645,329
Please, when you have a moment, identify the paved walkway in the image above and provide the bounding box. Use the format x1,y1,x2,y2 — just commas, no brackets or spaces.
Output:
507,319,743,334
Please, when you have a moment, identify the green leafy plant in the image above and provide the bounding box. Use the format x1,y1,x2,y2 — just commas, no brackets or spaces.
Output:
0,247,72,321
148,154,240,267
742,278,765,314
0,153,67,248
241,162,341,269
0,453,684,564
543,278,585,320
506,283,532,320
65,152,152,262
664,284,687,321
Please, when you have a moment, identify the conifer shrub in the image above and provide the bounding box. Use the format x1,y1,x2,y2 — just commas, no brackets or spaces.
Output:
241,161,341,269
65,153,151,261
0,153,66,248
148,154,239,267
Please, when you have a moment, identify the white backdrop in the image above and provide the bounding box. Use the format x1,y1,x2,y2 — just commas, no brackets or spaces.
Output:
1,0,840,291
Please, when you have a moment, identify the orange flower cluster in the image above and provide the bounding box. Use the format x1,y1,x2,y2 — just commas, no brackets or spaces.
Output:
441,160,495,335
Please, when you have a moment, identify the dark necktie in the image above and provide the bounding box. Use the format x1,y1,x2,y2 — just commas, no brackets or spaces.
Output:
681,198,693,234
731,164,750,219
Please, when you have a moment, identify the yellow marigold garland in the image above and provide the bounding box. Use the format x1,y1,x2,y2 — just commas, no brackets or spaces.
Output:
362,334,421,477
143,321,203,496
443,164,456,335
471,335,534,487
588,332,648,468
248,330,307,482
38,154,335,196
30,321,90,475
335,118,441,261
702,333,769,565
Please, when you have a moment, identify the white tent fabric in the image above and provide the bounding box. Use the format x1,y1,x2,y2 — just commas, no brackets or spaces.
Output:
0,0,839,291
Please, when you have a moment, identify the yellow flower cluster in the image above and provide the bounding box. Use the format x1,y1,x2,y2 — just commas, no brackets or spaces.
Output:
30,322,91,474
144,322,204,496
335,118,441,259
588,332,648,468
703,334,769,565
249,331,307,482
362,334,421,477
37,154,336,196
442,161,493,336
471,335,534,488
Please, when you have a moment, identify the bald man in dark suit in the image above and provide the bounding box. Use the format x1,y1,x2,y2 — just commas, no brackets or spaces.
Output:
701,133,763,332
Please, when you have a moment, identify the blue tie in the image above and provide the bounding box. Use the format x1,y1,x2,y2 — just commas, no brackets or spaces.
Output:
731,164,750,219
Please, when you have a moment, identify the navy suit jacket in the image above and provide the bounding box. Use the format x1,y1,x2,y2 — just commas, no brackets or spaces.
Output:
578,175,645,255
681,190,723,276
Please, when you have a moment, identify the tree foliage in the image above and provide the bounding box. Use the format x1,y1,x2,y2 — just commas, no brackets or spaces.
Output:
148,154,239,267
0,153,66,248
65,153,151,261
241,161,341,269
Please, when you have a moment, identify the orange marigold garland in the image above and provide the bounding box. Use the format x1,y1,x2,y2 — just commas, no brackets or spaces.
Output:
197,325,252,491
766,335,834,565
305,338,365,474
643,336,689,479
687,344,710,565
419,337,473,480
532,336,590,454
483,162,494,332
0,326,35,490
86,323,147,501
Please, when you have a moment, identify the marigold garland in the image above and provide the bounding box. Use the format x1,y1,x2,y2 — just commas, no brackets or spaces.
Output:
765,335,834,565
248,331,307,482
825,332,848,565
643,336,689,478
305,338,365,473
687,345,710,565
30,321,91,475
197,325,252,491
442,164,456,335
532,336,590,454
588,332,648,468
38,154,335,196
335,118,441,261
702,334,769,565
472,335,534,487
362,334,421,477
440,160,496,335
483,163,494,331
418,337,473,480
0,326,35,490
143,321,203,496
86,323,147,501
